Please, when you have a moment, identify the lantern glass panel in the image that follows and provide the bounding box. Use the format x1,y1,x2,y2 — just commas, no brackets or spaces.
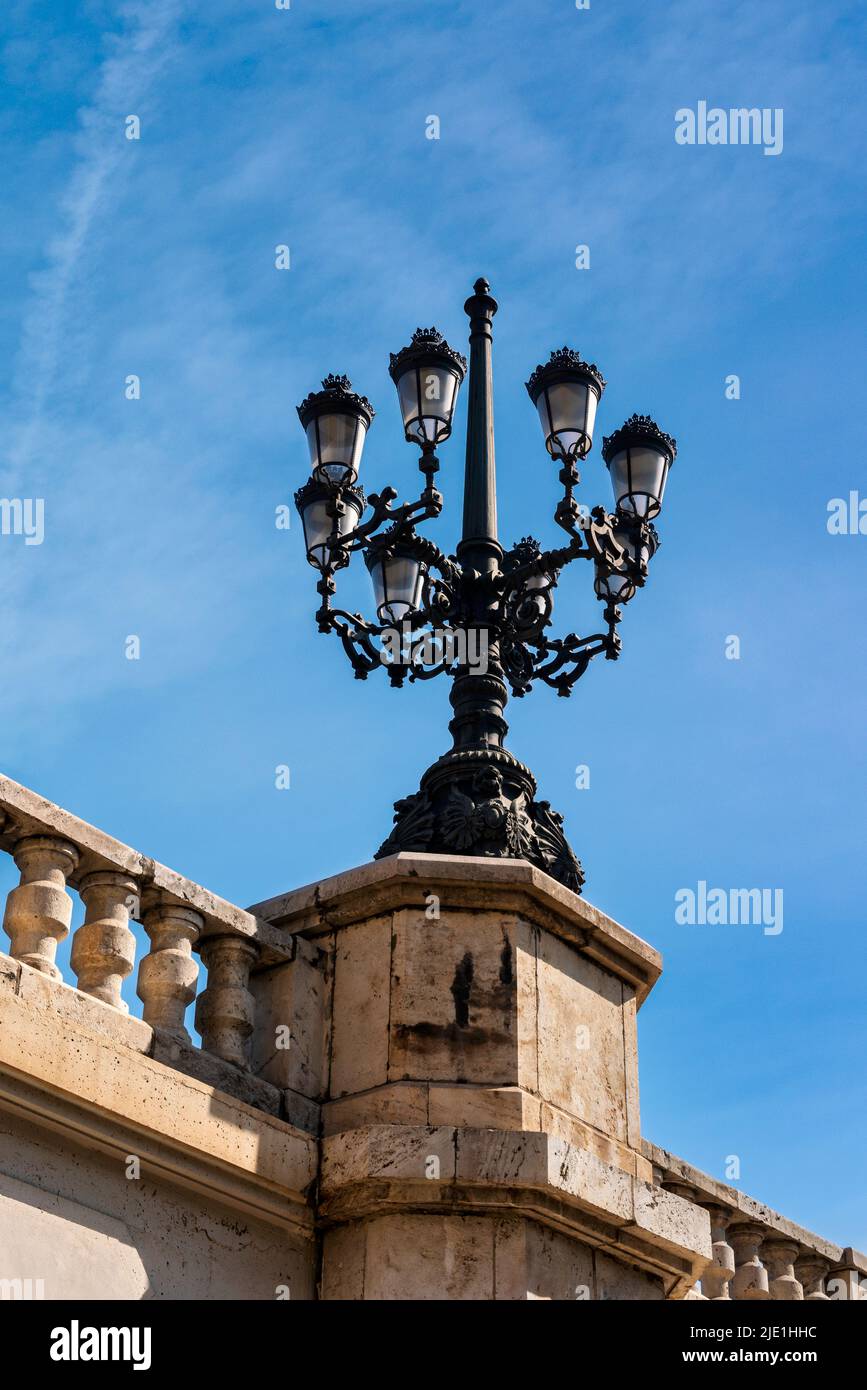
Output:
609,445,669,519
537,379,597,459
396,372,420,437
301,493,361,570
307,412,367,485
522,576,550,623
594,569,627,601
370,551,425,625
369,555,387,616
397,366,458,444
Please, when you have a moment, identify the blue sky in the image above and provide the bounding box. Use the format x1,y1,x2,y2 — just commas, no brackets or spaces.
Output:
1,0,865,1249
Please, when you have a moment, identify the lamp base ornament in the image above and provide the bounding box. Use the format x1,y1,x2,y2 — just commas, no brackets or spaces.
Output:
374,747,585,894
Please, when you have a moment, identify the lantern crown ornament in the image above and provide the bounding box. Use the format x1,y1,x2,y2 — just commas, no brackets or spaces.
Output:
296,374,375,423
524,346,607,402
294,280,678,893
503,536,543,570
601,413,677,464
388,327,467,380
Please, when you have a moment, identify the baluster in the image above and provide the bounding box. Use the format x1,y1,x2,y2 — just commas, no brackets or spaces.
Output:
763,1238,803,1300
2,836,80,980
796,1254,830,1300
72,871,140,1010
700,1204,736,1300
730,1222,770,1299
195,936,258,1068
137,893,202,1041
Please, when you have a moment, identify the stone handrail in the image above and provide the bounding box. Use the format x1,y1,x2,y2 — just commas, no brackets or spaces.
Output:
0,775,292,1074
647,1142,867,1300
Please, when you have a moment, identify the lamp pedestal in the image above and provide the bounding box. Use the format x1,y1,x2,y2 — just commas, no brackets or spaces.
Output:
249,853,711,1300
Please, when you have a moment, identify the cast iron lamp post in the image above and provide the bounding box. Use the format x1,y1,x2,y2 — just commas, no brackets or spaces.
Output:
294,279,676,892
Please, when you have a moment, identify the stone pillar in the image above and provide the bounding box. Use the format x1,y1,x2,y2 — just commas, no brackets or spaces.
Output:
137,894,202,1042
196,936,258,1068
248,853,713,1301
730,1222,770,1300
2,836,80,980
763,1238,803,1300
72,871,140,1010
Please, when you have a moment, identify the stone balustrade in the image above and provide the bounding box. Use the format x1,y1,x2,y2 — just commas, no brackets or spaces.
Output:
650,1143,867,1301
2,775,864,1301
0,776,292,1086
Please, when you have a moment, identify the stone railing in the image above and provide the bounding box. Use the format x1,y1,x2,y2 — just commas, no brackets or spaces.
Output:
3,773,864,1300
647,1143,867,1300
0,775,292,1097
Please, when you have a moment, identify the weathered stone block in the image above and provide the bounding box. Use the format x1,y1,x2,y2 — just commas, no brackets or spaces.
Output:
320,1221,365,1299
330,916,391,1096
282,1087,321,1134
0,951,21,995
388,908,535,1086
428,1083,541,1132
367,1214,495,1299
321,1125,457,1191
537,929,628,1140
323,1082,428,1135
633,1181,712,1259
249,938,330,1098
524,1220,596,1300
596,1250,665,1300
16,957,153,1054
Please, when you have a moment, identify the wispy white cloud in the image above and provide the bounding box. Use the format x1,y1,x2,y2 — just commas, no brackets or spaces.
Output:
11,0,183,468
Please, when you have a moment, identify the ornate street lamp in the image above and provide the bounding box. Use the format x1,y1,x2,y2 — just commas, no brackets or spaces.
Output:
294,279,677,892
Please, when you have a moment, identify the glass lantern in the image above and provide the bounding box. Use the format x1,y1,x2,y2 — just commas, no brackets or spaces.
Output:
294,479,364,571
388,328,467,448
602,414,677,521
365,535,428,625
296,375,375,487
525,347,606,463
